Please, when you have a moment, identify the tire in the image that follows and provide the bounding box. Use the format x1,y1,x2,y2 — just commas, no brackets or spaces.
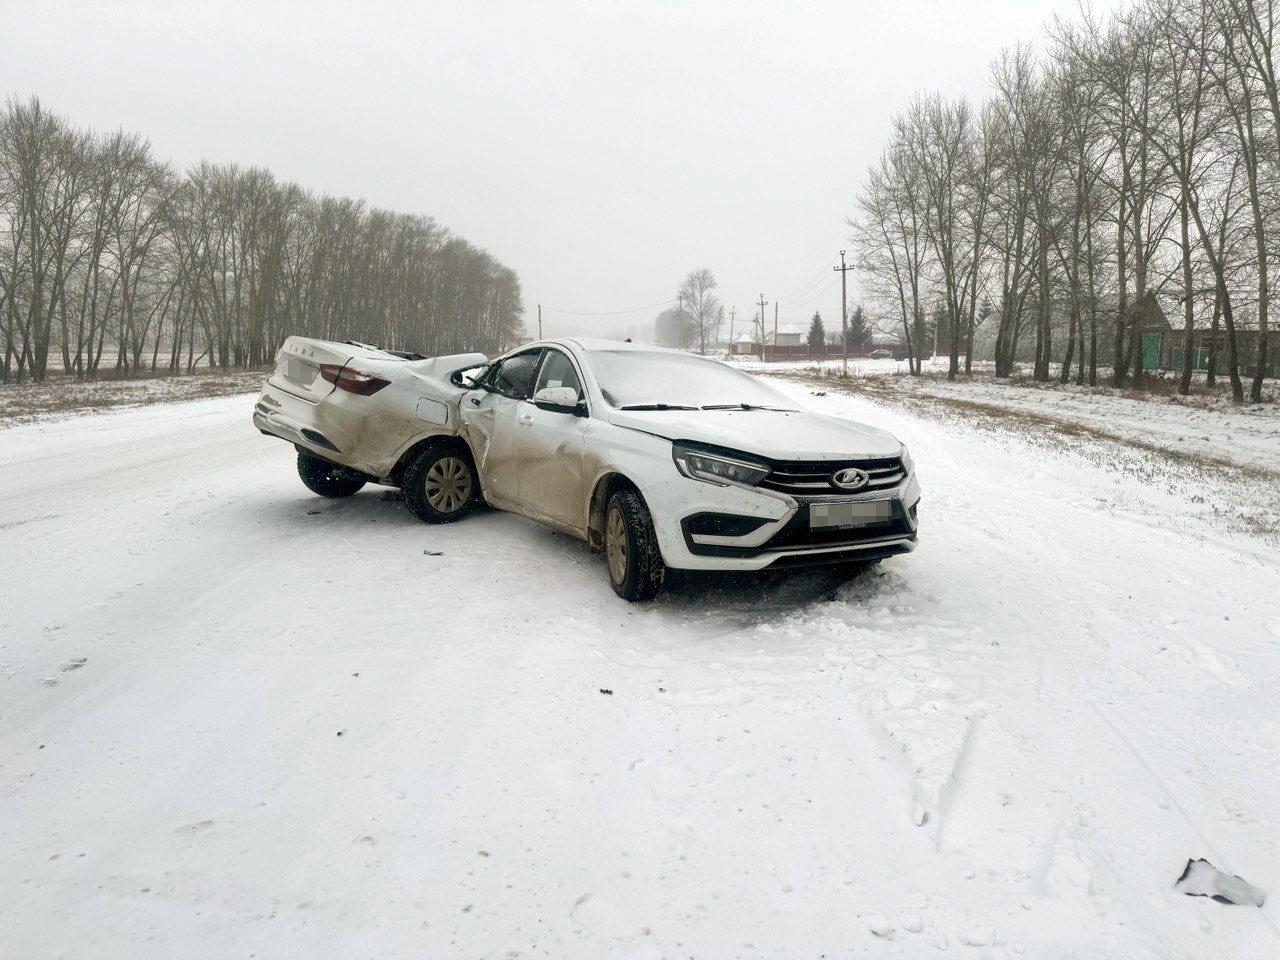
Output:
297,451,366,498
402,446,478,524
604,487,666,602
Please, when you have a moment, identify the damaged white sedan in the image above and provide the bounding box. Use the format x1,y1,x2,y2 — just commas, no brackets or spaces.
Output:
254,337,920,600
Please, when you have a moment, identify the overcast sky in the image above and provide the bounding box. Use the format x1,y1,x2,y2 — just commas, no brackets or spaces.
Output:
5,0,1120,341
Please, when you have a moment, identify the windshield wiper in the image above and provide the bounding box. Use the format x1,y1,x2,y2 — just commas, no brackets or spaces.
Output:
700,403,796,412
618,403,699,411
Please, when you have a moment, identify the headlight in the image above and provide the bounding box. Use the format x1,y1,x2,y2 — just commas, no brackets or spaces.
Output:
899,444,913,473
672,442,770,487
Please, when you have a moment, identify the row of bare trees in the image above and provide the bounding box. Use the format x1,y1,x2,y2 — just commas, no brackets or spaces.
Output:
0,97,524,384
851,0,1279,402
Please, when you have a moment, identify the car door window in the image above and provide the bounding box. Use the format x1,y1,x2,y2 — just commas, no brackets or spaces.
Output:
534,349,583,401
488,350,542,399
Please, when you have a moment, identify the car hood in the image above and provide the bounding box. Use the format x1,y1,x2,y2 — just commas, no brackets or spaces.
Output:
607,408,903,460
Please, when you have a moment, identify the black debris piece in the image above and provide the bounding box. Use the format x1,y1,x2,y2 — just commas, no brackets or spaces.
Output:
1174,858,1265,907
599,688,613,696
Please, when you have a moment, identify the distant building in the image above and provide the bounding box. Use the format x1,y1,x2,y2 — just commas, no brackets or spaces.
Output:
1140,290,1280,378
770,322,808,347
730,321,844,357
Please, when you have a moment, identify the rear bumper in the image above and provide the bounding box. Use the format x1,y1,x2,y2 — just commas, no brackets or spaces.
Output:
644,469,921,571
253,376,425,479
252,388,350,464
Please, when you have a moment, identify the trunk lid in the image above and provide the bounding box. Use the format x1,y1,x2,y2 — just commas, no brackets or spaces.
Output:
271,337,404,402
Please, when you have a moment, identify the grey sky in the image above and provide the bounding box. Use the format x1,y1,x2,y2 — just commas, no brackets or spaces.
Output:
5,0,1118,341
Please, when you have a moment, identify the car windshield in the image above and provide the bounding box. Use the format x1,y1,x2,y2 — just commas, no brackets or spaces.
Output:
586,349,795,410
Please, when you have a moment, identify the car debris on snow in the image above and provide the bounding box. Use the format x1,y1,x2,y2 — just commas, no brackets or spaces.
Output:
1174,858,1266,906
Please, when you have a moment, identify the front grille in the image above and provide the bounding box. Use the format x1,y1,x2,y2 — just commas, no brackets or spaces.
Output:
759,456,906,496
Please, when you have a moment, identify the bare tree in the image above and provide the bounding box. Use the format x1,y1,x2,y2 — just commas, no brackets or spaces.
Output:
677,267,721,353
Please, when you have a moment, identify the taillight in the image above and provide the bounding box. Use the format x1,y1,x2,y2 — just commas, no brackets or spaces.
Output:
319,364,391,396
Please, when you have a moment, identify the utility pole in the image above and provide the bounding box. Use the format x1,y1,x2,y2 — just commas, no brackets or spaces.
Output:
728,307,736,357
834,250,854,376
537,304,543,339
774,301,779,362
756,294,768,361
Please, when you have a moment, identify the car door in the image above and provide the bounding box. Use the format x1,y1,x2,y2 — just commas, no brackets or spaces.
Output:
459,349,542,509
514,348,589,531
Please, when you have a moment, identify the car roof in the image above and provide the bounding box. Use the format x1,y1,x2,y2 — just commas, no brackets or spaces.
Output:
560,337,686,353
505,337,716,359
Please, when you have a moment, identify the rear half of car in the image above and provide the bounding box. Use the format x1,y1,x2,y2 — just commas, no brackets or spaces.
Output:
253,337,393,463
253,337,484,522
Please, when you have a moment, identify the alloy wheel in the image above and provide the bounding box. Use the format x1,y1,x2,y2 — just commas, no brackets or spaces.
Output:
606,506,628,584
423,456,472,514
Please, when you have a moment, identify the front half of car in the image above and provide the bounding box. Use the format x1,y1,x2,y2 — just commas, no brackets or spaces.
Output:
570,342,920,589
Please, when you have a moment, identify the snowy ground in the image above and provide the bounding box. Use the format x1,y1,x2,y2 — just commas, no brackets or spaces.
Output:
2,380,1278,958
0,370,268,425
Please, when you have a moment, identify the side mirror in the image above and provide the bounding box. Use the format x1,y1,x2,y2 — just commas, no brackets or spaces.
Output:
532,386,584,415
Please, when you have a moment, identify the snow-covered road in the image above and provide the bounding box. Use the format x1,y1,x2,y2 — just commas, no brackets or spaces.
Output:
2,381,1278,958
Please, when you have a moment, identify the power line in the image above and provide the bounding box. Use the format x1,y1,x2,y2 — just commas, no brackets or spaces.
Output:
775,255,840,302
541,297,678,317
779,272,841,311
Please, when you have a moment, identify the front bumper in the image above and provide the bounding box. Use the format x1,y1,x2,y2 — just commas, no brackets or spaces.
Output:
642,468,921,571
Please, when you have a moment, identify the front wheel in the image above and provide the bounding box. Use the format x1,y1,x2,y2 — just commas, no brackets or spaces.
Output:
604,488,666,602
402,446,478,523
297,451,366,498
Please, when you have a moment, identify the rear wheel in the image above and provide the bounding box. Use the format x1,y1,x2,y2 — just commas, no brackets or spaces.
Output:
604,487,666,602
297,451,365,498
403,446,477,523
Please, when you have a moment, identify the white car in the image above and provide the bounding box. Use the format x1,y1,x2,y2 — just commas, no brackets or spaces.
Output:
254,336,920,601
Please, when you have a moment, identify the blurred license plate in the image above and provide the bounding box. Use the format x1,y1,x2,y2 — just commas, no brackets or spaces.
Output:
810,500,893,530
286,355,315,385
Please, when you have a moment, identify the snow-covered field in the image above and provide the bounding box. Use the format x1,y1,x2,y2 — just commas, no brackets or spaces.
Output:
0,370,268,425
2,379,1278,958
730,357,1280,476
839,371,1280,476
